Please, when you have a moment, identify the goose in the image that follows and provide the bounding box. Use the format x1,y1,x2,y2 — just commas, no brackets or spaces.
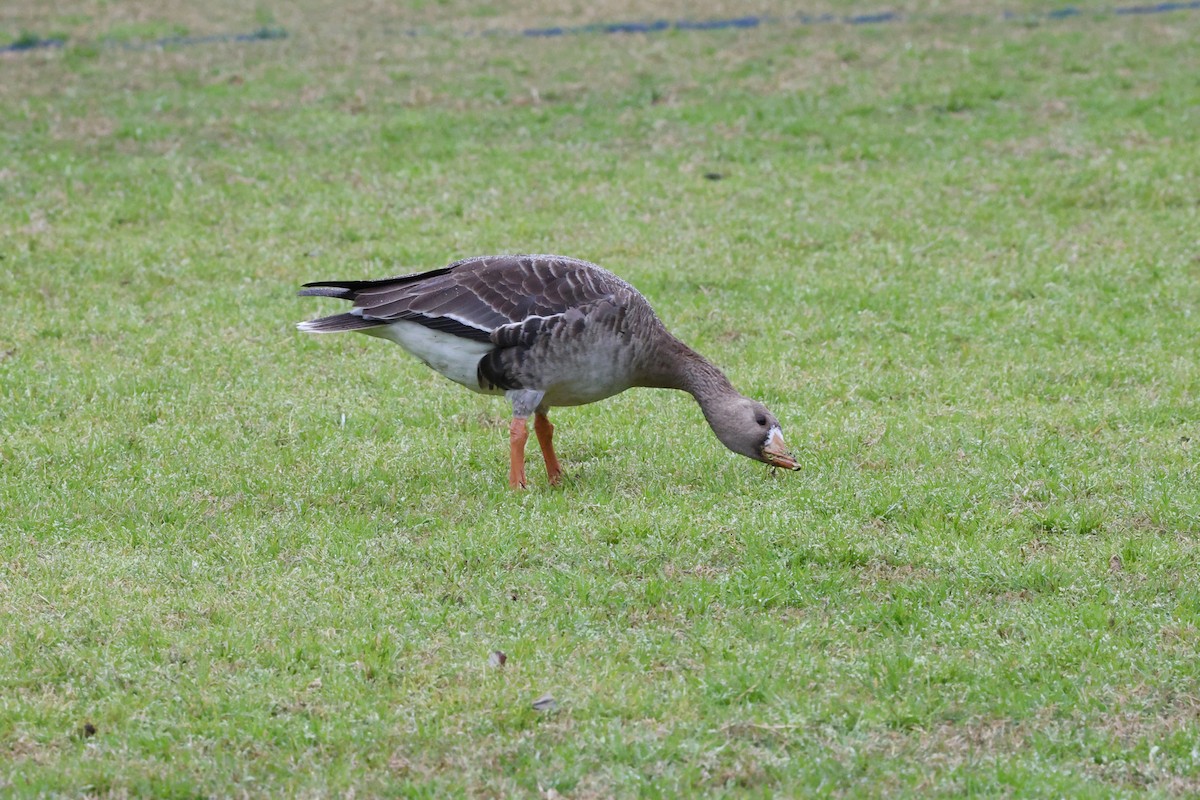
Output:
297,254,800,488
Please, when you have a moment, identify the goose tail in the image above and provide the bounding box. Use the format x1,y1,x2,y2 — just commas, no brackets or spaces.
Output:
296,312,383,334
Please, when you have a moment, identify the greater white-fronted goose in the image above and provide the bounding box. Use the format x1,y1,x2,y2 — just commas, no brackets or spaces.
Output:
298,254,799,488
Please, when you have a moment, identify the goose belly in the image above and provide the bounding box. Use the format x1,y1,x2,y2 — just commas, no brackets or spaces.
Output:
367,321,493,392
534,348,638,407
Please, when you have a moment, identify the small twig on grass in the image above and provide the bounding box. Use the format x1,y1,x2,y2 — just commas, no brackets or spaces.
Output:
718,721,803,735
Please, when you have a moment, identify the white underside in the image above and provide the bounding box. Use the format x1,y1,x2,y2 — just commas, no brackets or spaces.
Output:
365,321,493,392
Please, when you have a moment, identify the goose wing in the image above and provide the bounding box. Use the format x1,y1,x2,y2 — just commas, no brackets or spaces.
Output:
298,254,634,343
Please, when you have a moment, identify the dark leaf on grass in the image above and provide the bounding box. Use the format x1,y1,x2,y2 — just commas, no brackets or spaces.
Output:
532,692,557,712
82,722,97,737
488,650,507,668
703,172,725,180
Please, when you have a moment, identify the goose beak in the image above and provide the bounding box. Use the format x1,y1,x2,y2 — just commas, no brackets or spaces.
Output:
761,428,800,471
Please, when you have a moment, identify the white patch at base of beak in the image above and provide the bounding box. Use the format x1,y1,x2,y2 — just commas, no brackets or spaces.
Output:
764,426,784,450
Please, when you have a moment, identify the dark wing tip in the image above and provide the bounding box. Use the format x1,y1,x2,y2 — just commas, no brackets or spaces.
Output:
297,266,460,300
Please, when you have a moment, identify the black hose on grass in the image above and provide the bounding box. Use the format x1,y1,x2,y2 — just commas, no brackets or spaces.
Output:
3,2,1198,55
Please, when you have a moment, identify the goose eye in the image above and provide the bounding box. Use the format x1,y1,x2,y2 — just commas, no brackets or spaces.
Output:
754,413,767,427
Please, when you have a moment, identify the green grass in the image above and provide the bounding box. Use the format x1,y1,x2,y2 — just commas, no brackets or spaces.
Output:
2,1,1200,796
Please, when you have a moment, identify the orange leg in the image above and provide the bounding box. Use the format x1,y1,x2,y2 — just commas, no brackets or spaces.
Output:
509,418,529,490
533,412,562,486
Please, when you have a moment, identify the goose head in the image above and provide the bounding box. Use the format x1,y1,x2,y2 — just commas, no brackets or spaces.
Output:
704,395,800,471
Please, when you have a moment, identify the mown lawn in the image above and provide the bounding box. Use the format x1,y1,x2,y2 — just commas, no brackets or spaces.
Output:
2,1,1199,796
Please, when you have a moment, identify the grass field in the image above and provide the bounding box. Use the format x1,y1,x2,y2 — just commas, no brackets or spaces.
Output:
3,1,1200,796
